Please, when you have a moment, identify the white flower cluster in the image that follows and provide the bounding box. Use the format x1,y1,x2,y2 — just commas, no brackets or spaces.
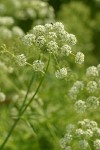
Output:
86,96,99,109
75,52,84,64
79,140,88,150
36,36,46,48
69,81,84,100
74,100,86,113
55,67,67,79
94,139,100,150
46,41,58,53
16,54,27,66
74,96,99,113
86,80,98,93
22,33,36,47
60,119,100,150
22,22,80,58
73,91,99,113
32,25,46,37
33,60,44,72
20,22,84,75
86,66,99,77
61,45,71,56
69,64,100,113
66,33,77,46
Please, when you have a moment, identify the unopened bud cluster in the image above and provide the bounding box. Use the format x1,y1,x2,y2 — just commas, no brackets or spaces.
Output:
55,67,67,79
16,54,27,66
33,60,44,72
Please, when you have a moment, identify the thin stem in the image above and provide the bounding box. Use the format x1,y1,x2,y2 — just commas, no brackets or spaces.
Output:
0,73,35,150
21,54,50,114
2,50,15,58
53,53,60,69
0,118,20,150
19,72,35,112
26,62,33,68
0,54,50,150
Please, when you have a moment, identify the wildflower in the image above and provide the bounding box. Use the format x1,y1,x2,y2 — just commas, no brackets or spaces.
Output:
53,22,64,32
84,129,93,139
86,66,99,77
86,96,99,109
74,100,87,113
93,127,100,136
84,120,98,129
36,36,46,47
75,52,84,64
32,25,46,36
79,140,88,150
69,81,84,100
75,128,84,138
66,124,75,133
55,67,67,79
45,23,53,31
60,138,66,149
64,133,73,144
16,54,27,66
22,33,36,47
73,81,84,90
33,60,44,72
48,32,57,41
61,45,71,56
86,81,97,93
69,86,79,100
94,139,100,150
46,41,58,53
57,30,68,42
67,33,77,46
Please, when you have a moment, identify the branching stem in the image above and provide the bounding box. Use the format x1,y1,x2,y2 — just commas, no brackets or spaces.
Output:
0,54,50,150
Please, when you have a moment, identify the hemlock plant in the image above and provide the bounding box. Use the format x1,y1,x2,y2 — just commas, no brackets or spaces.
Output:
0,21,85,150
0,1,100,150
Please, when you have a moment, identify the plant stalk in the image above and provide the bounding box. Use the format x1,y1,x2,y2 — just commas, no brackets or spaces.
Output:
0,54,50,150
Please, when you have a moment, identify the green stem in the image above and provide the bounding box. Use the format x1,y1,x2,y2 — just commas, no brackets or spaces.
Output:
21,54,50,114
53,53,60,69
0,117,20,150
0,74,35,150
0,54,50,150
19,72,35,112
